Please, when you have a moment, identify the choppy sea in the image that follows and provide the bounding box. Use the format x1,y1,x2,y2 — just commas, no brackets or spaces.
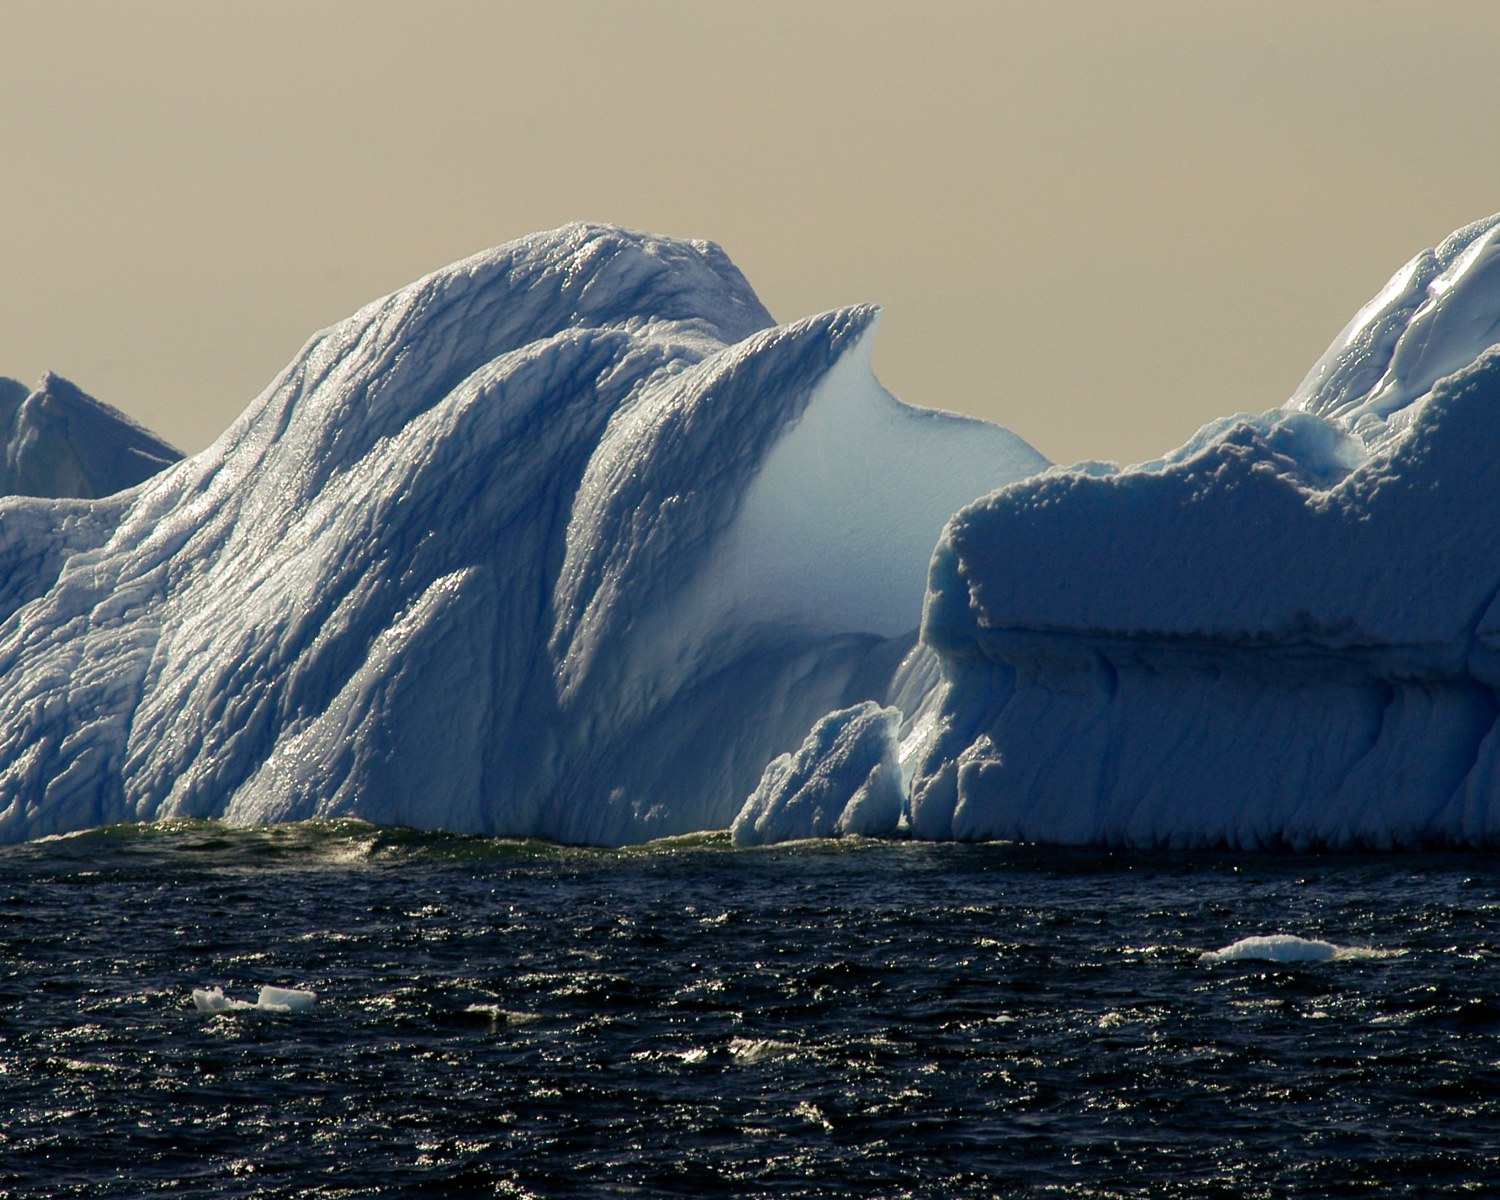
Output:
3,821,1499,1198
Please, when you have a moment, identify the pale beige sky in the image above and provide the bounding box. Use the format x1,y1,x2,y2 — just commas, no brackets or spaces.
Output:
4,0,1500,465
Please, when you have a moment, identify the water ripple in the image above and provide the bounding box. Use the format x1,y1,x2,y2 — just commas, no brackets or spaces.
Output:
2,826,1500,1196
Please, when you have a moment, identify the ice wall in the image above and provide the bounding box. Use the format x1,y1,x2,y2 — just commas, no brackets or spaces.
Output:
0,224,1044,844
909,214,1500,849
15,212,1499,850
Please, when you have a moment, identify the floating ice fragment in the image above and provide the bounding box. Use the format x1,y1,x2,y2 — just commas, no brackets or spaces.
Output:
256,985,317,1012
794,1100,835,1132
660,1037,799,1066
192,986,252,1012
191,984,316,1012
1199,935,1341,964
728,1036,797,1064
461,1004,540,1027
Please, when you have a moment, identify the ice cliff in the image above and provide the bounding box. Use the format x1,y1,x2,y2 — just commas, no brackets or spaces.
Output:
906,214,1500,849
0,224,1044,844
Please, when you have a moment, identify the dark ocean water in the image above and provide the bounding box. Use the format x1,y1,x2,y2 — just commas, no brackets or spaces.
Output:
3,821,1499,1198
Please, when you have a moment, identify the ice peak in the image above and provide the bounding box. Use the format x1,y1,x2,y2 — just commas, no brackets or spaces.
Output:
1288,211,1500,450
0,376,28,413
0,371,182,500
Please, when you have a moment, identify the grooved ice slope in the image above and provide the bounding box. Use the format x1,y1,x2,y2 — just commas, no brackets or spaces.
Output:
0,224,1045,844
911,213,1500,849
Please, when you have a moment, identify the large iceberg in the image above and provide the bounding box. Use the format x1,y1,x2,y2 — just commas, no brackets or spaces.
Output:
11,213,1500,850
908,214,1500,849
0,224,1044,844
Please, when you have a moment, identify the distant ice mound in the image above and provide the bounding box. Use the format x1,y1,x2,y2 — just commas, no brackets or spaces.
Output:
0,224,1045,844
1197,935,1399,964
0,372,181,499
908,213,1500,849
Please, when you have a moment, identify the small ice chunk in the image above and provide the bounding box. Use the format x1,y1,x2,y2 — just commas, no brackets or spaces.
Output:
728,1036,797,1064
191,984,317,1012
461,1004,540,1027
192,986,252,1012
1199,935,1341,965
256,985,317,1012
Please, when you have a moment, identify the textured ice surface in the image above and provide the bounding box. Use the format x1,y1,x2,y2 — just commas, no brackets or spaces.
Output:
1287,214,1500,451
0,373,181,499
0,224,1043,845
731,701,905,847
909,212,1500,849
192,985,316,1013
1198,936,1340,965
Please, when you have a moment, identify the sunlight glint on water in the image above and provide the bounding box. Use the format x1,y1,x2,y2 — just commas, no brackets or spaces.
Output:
2,821,1499,1197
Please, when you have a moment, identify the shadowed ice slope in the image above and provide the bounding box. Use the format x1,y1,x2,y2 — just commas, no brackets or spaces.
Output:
0,373,181,499
0,224,1045,844
908,213,1500,849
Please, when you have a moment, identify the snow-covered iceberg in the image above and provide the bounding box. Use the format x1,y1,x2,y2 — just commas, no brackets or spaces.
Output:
908,214,1500,849
0,224,1044,844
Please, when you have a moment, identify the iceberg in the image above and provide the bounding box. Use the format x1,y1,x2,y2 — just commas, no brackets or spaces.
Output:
0,372,181,499
731,701,905,847
908,214,1500,849
0,224,1044,845
12,212,1500,851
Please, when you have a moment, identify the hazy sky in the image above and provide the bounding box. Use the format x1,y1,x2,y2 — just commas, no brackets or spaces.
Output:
5,0,1500,465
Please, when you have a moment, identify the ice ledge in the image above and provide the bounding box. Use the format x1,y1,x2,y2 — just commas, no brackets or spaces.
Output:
927,347,1500,662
